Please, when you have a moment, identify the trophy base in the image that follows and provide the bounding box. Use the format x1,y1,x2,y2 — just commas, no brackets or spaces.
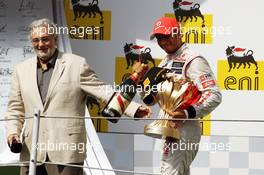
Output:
144,125,180,140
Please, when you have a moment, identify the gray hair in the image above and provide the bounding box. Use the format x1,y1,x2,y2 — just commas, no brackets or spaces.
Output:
28,18,58,40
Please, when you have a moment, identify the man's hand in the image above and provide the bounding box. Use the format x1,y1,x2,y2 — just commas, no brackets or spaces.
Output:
7,133,21,147
134,105,152,119
164,108,187,128
7,133,22,153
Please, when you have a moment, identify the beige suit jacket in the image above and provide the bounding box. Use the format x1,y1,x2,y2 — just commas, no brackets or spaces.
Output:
5,51,141,163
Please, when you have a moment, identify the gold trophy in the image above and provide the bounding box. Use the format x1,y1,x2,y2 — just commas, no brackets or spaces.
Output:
144,75,194,140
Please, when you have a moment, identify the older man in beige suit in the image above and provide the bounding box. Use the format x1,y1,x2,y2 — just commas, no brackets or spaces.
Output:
5,18,150,175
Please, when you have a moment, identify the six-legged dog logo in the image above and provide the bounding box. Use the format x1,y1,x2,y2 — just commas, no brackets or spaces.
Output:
121,43,156,81
173,0,205,27
123,43,155,69
85,94,106,132
226,46,258,74
169,0,212,44
65,0,111,40
71,0,104,24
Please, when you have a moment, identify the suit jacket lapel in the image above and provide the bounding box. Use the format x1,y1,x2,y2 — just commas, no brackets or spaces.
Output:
44,52,66,109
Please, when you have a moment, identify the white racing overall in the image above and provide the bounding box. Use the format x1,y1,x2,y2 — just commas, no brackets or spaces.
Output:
159,44,222,175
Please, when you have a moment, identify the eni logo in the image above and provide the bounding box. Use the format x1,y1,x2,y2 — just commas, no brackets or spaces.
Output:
173,0,205,27
225,46,258,73
218,46,262,91
123,43,156,69
71,0,103,23
86,90,107,132
166,0,213,44
65,0,111,40
115,42,161,84
121,43,156,81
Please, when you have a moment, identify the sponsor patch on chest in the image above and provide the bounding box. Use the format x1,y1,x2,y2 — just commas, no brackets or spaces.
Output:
171,61,184,74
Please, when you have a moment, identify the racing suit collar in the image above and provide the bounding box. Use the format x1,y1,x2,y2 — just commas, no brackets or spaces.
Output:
159,43,188,68
167,43,187,60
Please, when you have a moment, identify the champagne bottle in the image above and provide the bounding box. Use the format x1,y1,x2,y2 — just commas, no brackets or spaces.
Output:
101,72,139,123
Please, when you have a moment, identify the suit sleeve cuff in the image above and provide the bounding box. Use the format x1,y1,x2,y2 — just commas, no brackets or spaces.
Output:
124,101,142,118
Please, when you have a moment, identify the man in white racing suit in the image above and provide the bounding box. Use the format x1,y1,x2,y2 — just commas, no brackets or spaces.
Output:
150,17,222,175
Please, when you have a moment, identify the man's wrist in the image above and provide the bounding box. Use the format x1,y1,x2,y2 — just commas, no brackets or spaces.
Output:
186,105,196,119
